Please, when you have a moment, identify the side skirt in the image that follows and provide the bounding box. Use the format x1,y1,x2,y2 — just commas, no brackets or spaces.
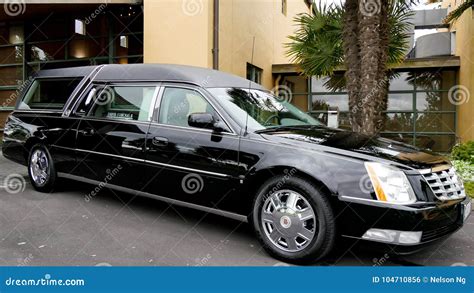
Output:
58,172,248,223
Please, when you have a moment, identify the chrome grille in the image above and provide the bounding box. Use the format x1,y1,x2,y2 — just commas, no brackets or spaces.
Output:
422,167,466,200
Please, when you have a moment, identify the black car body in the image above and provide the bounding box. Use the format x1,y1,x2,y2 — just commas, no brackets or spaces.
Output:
2,64,471,263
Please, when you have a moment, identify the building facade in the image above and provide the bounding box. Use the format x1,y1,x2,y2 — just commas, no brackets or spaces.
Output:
0,0,310,138
441,0,474,146
0,0,472,153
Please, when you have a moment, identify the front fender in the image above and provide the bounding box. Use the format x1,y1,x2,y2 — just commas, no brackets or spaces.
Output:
239,137,374,201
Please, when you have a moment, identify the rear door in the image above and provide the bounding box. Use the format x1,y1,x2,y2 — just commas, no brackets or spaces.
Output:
74,83,159,190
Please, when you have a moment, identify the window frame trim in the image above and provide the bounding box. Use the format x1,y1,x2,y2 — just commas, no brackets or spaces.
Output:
152,83,238,136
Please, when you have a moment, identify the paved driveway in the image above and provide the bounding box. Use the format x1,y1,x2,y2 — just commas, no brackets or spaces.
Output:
0,154,472,266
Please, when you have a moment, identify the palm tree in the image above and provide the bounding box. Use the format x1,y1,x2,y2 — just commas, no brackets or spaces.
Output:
444,0,473,23
287,1,413,135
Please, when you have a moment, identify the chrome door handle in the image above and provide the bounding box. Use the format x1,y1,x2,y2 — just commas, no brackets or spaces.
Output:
80,128,95,136
152,136,168,147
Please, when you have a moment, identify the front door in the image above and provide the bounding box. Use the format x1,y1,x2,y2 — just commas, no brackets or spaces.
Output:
143,85,242,212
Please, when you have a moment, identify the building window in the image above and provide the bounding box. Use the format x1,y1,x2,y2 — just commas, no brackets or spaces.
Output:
74,19,86,35
0,4,144,137
246,63,263,84
282,0,287,16
309,69,457,152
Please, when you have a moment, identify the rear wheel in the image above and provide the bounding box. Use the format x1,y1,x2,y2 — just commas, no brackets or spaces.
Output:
28,144,56,192
252,175,336,264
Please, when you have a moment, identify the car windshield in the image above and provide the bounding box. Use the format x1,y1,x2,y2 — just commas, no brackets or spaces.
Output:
207,88,322,131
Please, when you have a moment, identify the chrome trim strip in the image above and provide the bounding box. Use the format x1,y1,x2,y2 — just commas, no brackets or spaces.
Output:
66,116,152,126
418,168,432,175
142,158,230,178
53,145,231,178
67,65,106,116
148,86,161,122
57,172,247,223
72,147,145,163
148,121,238,137
338,195,435,211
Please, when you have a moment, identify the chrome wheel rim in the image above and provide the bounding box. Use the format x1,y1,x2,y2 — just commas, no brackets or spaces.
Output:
261,190,317,252
29,149,49,186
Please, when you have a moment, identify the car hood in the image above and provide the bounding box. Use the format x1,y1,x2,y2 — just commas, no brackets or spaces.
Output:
257,126,450,170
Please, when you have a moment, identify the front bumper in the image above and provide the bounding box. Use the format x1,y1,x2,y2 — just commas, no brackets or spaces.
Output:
336,196,471,248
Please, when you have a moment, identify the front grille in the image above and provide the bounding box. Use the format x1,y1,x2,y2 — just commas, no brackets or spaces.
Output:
422,167,466,201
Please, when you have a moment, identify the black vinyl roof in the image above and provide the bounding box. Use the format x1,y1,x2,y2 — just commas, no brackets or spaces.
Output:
35,66,96,78
35,64,265,90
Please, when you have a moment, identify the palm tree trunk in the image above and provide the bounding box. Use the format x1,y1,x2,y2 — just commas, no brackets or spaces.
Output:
342,0,362,133
343,0,390,136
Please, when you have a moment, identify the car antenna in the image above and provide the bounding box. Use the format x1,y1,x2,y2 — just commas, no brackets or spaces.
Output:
244,36,256,136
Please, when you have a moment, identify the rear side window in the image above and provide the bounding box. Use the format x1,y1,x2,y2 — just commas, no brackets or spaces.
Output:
87,85,156,122
18,78,81,110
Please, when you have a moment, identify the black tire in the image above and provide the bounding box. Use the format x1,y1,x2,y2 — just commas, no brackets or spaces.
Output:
251,175,336,265
27,144,57,192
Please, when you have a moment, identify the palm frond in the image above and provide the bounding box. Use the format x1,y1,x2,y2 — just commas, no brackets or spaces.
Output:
286,2,344,77
444,0,474,23
286,0,413,90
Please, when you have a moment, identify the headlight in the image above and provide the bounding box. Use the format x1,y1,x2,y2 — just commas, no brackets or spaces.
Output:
364,162,417,204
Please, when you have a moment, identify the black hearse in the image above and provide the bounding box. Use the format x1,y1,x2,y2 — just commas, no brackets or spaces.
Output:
2,64,471,263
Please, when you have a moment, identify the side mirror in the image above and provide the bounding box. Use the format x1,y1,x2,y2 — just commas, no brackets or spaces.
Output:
188,113,228,132
188,113,215,130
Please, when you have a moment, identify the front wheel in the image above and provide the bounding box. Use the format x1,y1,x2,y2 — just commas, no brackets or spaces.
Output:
28,144,57,192
252,175,336,264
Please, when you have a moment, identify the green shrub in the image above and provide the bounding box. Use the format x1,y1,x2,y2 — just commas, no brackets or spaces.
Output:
452,160,474,181
452,160,474,198
451,141,474,164
465,182,474,198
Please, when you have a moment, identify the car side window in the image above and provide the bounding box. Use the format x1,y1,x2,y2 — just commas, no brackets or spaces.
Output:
158,87,217,127
18,78,82,110
87,86,156,122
